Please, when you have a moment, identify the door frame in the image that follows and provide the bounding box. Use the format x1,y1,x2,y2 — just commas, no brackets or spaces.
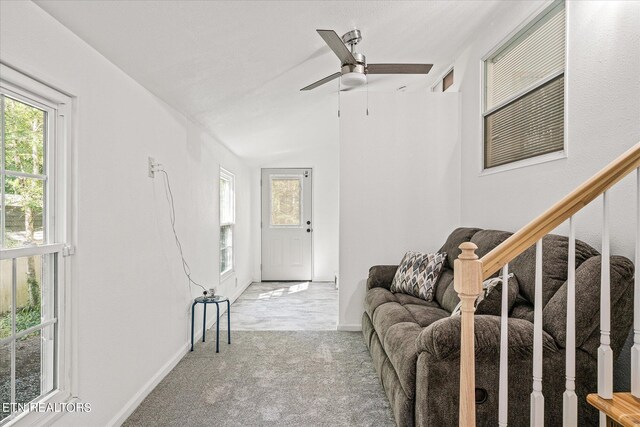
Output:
260,167,313,281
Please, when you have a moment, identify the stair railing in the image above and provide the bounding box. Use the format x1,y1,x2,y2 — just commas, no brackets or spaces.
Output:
455,142,640,426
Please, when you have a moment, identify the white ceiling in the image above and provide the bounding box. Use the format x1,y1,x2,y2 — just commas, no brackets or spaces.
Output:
35,0,508,159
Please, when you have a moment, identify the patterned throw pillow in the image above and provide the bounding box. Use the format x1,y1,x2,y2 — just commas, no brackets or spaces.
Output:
390,251,447,301
450,273,516,316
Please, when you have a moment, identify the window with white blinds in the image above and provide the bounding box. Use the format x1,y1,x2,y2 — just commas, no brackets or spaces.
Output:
483,1,565,169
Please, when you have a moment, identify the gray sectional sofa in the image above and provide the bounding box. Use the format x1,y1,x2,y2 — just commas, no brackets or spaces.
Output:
362,227,634,426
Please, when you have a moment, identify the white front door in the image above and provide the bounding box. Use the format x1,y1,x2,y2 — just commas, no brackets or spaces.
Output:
261,168,312,281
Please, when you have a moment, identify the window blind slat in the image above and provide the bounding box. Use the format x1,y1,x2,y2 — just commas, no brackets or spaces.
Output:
486,5,565,110
485,75,565,168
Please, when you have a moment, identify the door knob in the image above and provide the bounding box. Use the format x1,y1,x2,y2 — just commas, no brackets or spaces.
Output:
307,221,311,225
306,228,311,232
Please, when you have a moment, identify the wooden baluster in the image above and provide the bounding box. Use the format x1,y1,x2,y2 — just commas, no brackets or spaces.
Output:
599,191,613,426
455,242,483,427
633,169,640,398
531,239,545,426
563,217,577,426
499,264,509,427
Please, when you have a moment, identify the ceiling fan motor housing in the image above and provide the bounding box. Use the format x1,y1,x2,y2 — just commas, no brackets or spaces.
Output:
341,29,362,47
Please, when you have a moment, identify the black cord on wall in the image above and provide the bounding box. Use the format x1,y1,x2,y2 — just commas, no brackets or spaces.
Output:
157,167,209,295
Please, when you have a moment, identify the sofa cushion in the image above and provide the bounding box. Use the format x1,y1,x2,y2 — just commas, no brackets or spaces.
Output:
365,287,399,319
434,268,454,308
372,303,417,343
390,251,447,301
509,234,599,308
439,281,460,313
438,227,482,269
404,304,450,327
543,255,634,352
365,287,436,319
510,297,534,322
394,293,437,308
368,287,448,343
450,273,519,316
470,229,513,263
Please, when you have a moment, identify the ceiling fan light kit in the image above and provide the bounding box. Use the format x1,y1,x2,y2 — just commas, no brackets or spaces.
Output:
341,72,367,87
300,28,433,91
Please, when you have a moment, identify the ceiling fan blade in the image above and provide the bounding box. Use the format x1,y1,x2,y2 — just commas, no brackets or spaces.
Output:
366,64,433,74
316,30,356,65
300,72,341,91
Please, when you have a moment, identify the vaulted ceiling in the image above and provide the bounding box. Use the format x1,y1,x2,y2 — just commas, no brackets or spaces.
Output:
35,1,511,159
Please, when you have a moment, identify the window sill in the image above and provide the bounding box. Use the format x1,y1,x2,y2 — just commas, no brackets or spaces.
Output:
479,150,567,177
220,270,235,283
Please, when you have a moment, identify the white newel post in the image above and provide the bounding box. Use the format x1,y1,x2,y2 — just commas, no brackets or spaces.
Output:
455,242,483,427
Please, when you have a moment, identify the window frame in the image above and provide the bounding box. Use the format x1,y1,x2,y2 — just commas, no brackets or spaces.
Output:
219,167,235,280
479,0,568,175
0,63,76,427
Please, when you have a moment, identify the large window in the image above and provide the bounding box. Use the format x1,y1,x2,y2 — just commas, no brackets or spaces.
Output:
483,1,566,170
1,65,72,425
219,168,235,277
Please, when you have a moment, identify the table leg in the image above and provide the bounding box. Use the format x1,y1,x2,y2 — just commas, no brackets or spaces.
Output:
227,300,231,344
216,302,220,353
190,302,196,351
202,302,207,343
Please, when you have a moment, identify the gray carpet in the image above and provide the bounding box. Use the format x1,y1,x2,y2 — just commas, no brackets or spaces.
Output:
123,331,394,427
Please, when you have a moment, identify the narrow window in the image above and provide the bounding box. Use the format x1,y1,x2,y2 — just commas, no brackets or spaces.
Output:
430,66,454,93
442,69,454,92
1,66,72,424
483,1,566,169
219,168,235,277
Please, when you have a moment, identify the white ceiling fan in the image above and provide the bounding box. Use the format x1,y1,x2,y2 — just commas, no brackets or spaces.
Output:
300,29,433,91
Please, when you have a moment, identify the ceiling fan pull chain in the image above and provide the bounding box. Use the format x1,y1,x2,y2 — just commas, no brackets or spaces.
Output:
338,78,341,118
366,80,369,116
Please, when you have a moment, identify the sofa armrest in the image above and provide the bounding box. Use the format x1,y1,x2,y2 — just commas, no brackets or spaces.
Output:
416,315,559,360
366,265,398,290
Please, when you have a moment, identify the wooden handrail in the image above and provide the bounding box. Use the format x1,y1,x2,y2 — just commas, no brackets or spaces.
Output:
481,142,640,279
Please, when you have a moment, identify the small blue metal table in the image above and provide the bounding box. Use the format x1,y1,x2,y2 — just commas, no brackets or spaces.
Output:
190,295,230,353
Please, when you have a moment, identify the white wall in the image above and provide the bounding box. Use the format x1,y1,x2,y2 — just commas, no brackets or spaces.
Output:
248,96,340,283
338,91,460,329
0,1,254,425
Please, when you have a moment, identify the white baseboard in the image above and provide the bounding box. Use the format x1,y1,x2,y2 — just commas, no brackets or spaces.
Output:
230,280,253,302
108,279,253,426
337,323,362,332
107,343,188,426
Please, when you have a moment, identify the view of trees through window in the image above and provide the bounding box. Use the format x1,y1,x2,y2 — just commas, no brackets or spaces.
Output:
219,170,235,275
3,96,45,248
1,94,48,420
270,178,301,226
